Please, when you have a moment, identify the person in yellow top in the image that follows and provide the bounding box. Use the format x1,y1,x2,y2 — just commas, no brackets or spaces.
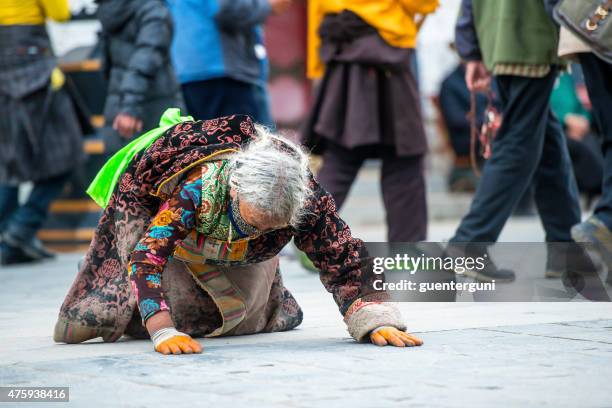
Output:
307,0,439,79
302,0,438,243
0,0,70,25
0,0,83,265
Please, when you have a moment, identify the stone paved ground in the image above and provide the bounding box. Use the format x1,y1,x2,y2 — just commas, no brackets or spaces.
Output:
2,248,612,408
2,165,612,407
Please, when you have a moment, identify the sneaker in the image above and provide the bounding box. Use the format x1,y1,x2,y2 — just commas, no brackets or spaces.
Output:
445,243,516,283
571,216,612,284
2,232,56,260
571,216,612,258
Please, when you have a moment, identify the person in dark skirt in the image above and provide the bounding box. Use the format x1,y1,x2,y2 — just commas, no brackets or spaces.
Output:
0,0,84,265
303,1,439,242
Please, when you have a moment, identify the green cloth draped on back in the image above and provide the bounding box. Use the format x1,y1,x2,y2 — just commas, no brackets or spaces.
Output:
86,108,193,208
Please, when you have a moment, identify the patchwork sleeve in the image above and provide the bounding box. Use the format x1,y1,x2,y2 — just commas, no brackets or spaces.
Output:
128,169,202,323
293,175,404,341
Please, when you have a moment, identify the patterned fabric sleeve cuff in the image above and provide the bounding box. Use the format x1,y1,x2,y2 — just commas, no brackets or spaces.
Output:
344,299,406,342
139,299,170,323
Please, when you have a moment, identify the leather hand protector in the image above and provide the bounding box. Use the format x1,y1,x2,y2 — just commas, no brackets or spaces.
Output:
151,327,202,355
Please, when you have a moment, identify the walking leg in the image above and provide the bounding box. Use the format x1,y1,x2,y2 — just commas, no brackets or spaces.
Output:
381,154,427,241
317,142,365,210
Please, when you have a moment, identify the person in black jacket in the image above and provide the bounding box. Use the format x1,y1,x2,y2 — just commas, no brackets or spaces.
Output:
96,0,184,150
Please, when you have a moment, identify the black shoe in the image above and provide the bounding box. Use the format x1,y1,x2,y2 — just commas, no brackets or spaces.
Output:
545,243,601,279
445,243,516,283
545,244,565,279
463,262,516,283
0,243,41,266
2,232,56,260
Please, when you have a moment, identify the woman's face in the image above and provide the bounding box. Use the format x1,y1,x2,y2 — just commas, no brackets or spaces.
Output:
230,188,288,233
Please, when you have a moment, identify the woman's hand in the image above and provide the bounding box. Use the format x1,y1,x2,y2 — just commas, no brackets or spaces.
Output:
369,326,423,347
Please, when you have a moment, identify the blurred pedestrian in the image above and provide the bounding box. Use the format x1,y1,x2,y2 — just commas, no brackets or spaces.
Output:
439,62,488,192
449,0,582,281
555,21,612,272
303,0,439,242
0,0,84,265
550,69,603,201
96,0,184,152
167,0,289,127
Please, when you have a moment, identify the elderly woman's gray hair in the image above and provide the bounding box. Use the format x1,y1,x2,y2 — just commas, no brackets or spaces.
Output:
228,125,312,228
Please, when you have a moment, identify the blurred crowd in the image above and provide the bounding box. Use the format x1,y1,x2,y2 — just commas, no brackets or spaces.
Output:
1,0,611,284
0,0,288,264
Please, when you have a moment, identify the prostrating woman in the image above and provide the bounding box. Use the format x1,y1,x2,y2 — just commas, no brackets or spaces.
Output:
54,109,422,354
